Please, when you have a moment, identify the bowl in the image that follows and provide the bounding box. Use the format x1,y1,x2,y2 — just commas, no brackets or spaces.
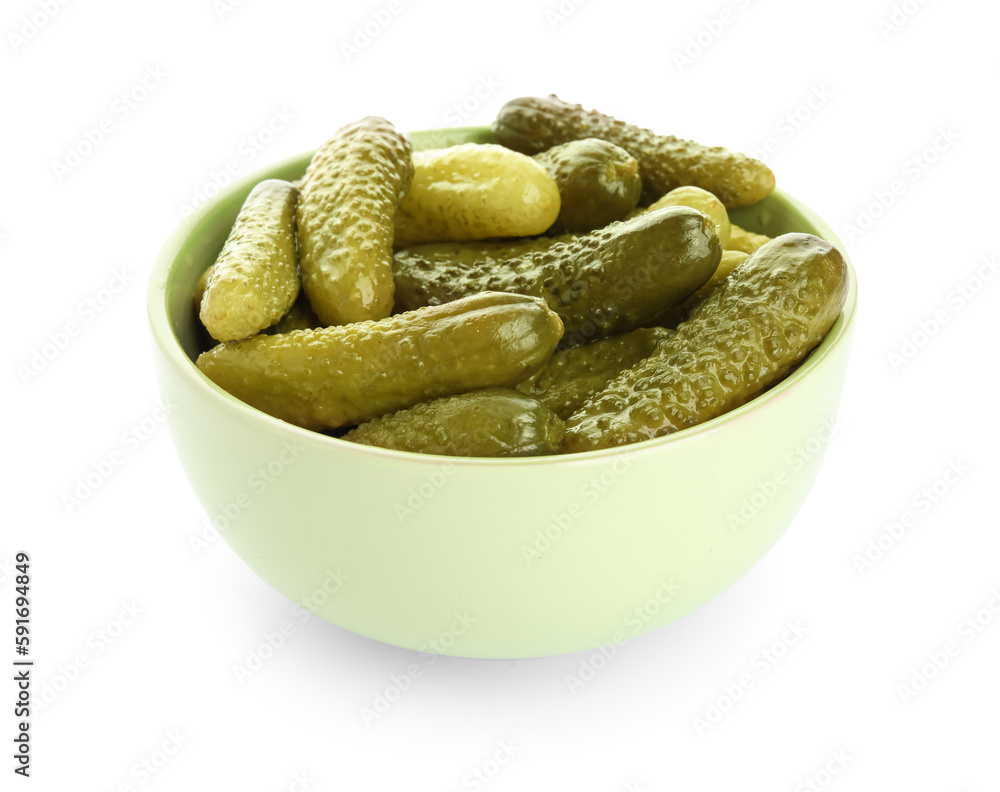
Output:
148,126,857,659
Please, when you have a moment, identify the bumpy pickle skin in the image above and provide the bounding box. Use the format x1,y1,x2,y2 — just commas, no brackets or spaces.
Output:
296,116,413,325
393,144,560,247
343,388,565,457
532,138,642,233
193,264,213,313
632,186,731,248
683,250,749,307
492,95,775,209
393,206,720,346
516,327,673,419
196,292,564,431
266,292,322,334
562,234,849,452
727,223,771,254
199,267,320,337
199,179,300,342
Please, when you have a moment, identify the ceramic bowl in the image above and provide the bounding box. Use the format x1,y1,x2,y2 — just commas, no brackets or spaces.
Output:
148,126,857,658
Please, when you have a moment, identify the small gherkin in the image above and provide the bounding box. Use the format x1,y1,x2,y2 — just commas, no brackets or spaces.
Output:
631,185,732,248
199,179,299,342
727,223,771,254
344,388,565,457
532,138,642,233
196,292,564,431
493,94,775,209
516,326,673,419
562,234,849,452
296,116,413,325
393,143,561,246
265,292,322,335
393,206,720,346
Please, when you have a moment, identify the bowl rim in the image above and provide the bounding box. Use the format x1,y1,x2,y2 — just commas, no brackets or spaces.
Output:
148,127,858,467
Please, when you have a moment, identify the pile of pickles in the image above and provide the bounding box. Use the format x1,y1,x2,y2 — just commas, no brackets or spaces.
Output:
194,95,849,456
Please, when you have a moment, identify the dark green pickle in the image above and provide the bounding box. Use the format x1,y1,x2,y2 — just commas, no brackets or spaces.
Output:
533,138,642,233
517,327,673,419
393,206,720,346
563,234,849,452
493,95,775,209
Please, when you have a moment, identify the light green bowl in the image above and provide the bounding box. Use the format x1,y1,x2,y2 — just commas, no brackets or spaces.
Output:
149,126,857,659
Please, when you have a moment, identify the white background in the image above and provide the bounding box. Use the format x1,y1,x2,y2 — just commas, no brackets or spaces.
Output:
4,0,999,789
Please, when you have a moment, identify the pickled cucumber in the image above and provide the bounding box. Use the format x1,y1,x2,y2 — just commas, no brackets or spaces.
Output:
296,116,413,326
266,292,322,334
193,264,213,312
196,292,564,431
394,144,560,247
516,327,673,419
533,138,641,233
650,249,752,329
727,223,771,254
684,250,749,306
563,234,849,452
199,179,299,342
344,388,564,457
493,95,775,209
393,205,720,346
634,186,731,248
198,266,319,337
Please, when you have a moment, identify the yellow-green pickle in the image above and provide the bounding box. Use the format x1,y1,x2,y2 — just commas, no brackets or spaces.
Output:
296,116,413,325
653,249,753,329
199,179,300,342
193,264,213,312
562,233,849,452
196,292,564,431
344,388,564,457
393,206,721,345
532,138,642,233
727,223,771,254
393,143,560,246
516,327,673,419
492,95,775,209
684,250,749,306
633,185,732,248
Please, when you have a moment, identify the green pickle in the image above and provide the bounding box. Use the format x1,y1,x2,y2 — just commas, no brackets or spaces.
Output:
393,206,720,346
562,234,849,452
517,327,673,419
196,292,563,431
533,138,642,233
296,116,413,326
266,292,322,334
653,249,752,329
493,95,775,209
394,143,561,246
199,179,300,342
344,388,564,457
727,223,771,254
193,264,213,313
683,250,749,307
634,186,731,248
